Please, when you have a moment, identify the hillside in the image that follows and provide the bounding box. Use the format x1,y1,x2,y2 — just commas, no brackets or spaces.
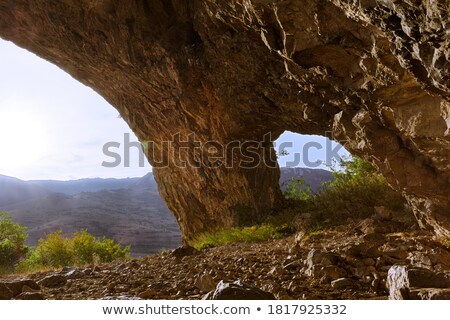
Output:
28,176,144,195
0,168,334,256
279,167,334,192
0,175,51,206
1,186,180,256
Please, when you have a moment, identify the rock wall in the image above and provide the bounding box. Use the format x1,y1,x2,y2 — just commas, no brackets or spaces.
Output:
0,0,449,239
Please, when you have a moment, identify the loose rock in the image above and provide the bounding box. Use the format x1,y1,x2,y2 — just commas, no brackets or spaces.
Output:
0,283,13,300
203,280,275,300
387,265,450,300
194,274,216,293
38,275,67,288
15,292,45,300
331,278,354,289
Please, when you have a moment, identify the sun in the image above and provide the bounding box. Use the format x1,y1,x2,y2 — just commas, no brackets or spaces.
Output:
0,105,49,168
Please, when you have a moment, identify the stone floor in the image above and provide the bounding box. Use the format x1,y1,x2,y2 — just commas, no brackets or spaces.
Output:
1,213,449,300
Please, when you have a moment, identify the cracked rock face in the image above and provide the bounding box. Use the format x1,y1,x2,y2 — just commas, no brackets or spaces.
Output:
0,0,449,239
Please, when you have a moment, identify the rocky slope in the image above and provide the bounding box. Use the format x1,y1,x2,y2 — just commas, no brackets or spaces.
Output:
1,0,449,239
2,211,449,300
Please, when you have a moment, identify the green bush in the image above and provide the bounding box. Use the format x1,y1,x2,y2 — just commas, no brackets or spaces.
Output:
17,229,130,272
94,236,130,263
0,212,28,272
283,156,410,225
71,230,129,264
35,230,73,267
71,230,100,265
284,176,313,202
190,223,295,250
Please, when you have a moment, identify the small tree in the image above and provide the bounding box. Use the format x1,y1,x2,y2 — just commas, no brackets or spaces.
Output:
35,230,73,267
71,229,98,265
328,155,377,184
0,212,28,271
284,177,313,202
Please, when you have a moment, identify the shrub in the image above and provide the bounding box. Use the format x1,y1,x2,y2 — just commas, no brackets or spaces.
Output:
284,176,313,202
95,237,130,263
313,156,407,223
71,230,129,264
71,230,100,265
35,230,73,267
17,229,130,271
283,156,410,225
190,223,295,250
0,212,28,272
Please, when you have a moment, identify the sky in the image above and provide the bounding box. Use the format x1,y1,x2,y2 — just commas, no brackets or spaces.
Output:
0,39,349,181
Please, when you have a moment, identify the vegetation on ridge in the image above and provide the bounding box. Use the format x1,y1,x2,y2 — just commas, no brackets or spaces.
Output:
0,211,130,274
0,211,28,272
191,156,413,251
284,155,411,225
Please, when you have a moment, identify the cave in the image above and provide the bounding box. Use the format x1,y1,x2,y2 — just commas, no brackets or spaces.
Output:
0,0,449,241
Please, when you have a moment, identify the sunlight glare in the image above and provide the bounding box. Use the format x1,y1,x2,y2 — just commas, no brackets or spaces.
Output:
0,103,49,168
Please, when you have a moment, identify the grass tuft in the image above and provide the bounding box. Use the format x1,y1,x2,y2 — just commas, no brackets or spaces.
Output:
189,223,295,250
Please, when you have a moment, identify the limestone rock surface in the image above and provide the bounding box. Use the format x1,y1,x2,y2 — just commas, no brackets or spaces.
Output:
0,0,449,238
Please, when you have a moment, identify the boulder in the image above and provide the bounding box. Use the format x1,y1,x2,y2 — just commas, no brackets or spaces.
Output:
194,273,216,293
387,265,450,300
0,283,13,300
304,249,347,282
428,248,450,268
203,280,275,300
317,266,347,282
0,279,40,298
62,267,85,280
305,249,340,272
407,252,433,269
171,246,199,258
384,248,408,260
21,285,41,293
351,266,376,279
102,296,142,300
38,275,67,288
409,288,450,300
345,242,382,258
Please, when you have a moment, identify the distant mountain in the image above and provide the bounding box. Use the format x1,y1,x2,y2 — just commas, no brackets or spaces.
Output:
29,176,142,195
279,167,334,192
0,174,52,206
0,168,334,256
1,188,181,256
125,173,158,191
0,173,178,256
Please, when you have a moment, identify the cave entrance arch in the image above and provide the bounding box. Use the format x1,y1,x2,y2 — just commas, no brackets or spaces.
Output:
0,39,182,256
1,0,449,239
